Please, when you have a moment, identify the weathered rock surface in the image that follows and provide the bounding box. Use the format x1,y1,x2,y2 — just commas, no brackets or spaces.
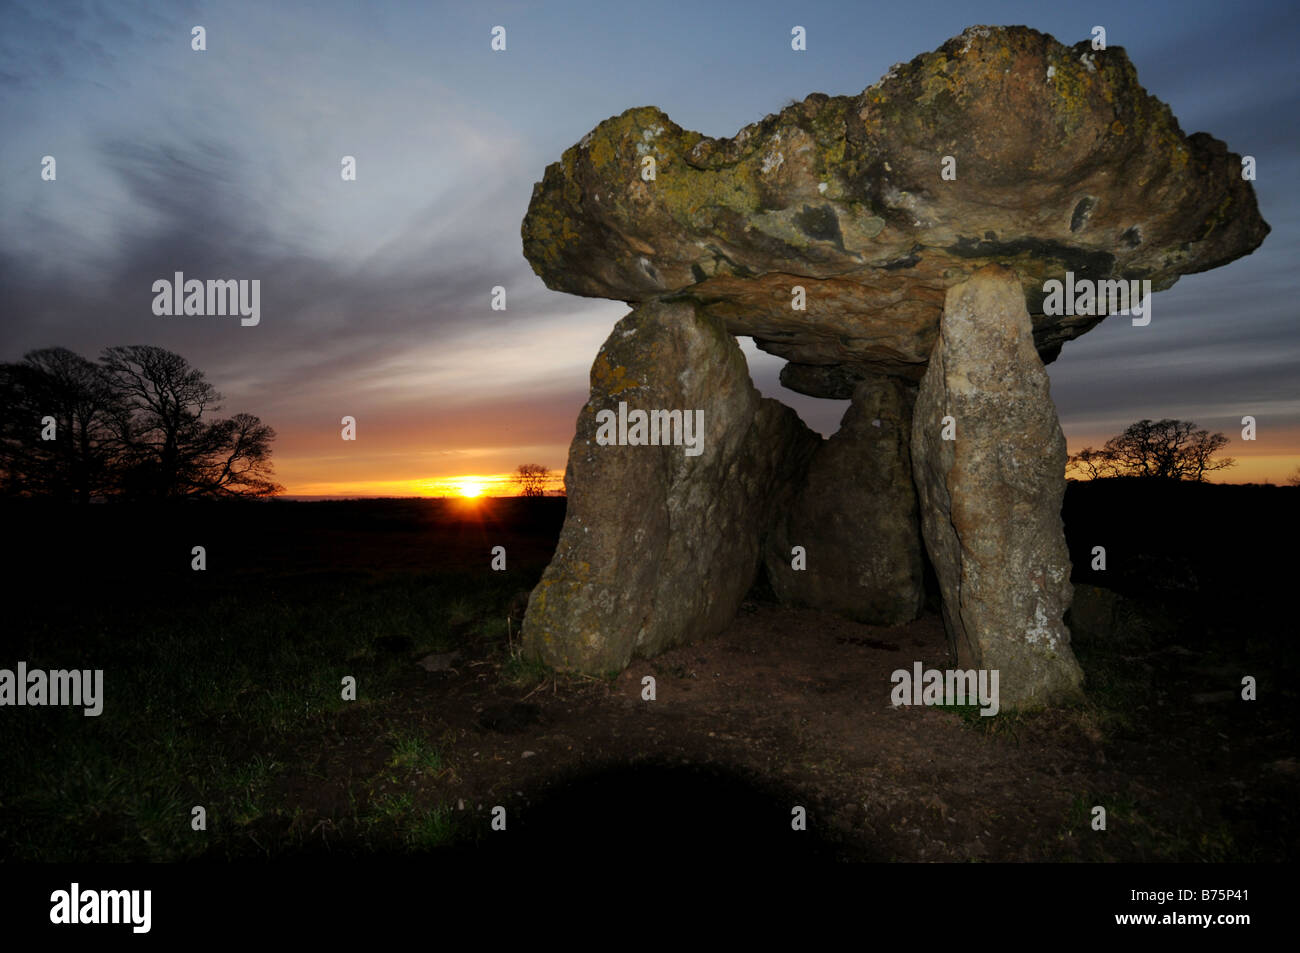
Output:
522,25,1268,392
778,362,879,401
522,300,818,672
911,264,1084,707
765,375,925,623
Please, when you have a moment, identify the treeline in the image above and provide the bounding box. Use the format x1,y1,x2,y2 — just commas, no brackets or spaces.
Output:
0,345,280,502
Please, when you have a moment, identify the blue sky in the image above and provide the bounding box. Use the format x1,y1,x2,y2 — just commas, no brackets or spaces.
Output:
1,0,1296,491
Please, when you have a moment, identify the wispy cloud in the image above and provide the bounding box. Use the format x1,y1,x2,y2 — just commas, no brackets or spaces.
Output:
2,0,1295,492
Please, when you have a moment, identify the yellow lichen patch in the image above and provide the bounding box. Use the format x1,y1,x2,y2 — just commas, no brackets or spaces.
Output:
522,195,583,267
807,97,851,172
565,108,766,229
1045,55,1095,134
591,353,636,395
915,53,954,107
1111,120,1125,136
589,134,616,169
582,107,675,173
652,153,762,225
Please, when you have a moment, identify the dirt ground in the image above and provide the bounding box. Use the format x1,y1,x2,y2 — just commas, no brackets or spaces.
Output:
266,595,1293,862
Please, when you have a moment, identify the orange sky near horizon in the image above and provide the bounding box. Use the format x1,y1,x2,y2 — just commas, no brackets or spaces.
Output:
275,441,1297,498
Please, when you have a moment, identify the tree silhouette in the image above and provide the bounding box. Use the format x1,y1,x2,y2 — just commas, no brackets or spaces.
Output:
0,348,123,501
1068,418,1235,482
101,345,223,498
0,345,281,500
194,412,281,497
512,463,551,497
1062,445,1120,481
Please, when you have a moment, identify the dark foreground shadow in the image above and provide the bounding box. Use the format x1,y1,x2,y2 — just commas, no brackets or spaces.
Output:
497,760,853,860
265,760,865,863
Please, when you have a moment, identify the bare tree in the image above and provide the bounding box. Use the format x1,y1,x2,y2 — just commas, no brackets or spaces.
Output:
1288,465,1300,487
1181,428,1235,482
0,348,122,501
1066,446,1120,480
196,412,282,497
1072,418,1235,482
101,345,222,498
512,463,551,497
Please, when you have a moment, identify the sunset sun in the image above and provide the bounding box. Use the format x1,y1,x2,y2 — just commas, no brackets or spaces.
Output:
458,481,483,498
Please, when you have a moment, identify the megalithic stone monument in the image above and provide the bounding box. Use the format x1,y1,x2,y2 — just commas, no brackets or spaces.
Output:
517,25,1268,706
912,264,1085,707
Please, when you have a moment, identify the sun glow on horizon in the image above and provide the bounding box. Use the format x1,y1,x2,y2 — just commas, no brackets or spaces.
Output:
275,469,572,499
417,473,514,498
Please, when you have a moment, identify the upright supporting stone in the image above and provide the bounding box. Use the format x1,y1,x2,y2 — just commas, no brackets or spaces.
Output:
911,264,1084,708
765,374,925,623
522,300,817,673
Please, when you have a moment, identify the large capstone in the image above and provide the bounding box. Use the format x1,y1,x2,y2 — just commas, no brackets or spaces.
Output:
521,300,817,672
522,25,1268,392
765,375,925,623
911,264,1084,707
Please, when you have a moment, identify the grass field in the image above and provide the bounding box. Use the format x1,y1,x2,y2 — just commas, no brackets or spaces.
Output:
1,498,558,860
1,484,1296,861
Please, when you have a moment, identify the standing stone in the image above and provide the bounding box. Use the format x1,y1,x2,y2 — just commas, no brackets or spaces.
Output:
911,264,1084,708
522,300,817,673
765,375,925,623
